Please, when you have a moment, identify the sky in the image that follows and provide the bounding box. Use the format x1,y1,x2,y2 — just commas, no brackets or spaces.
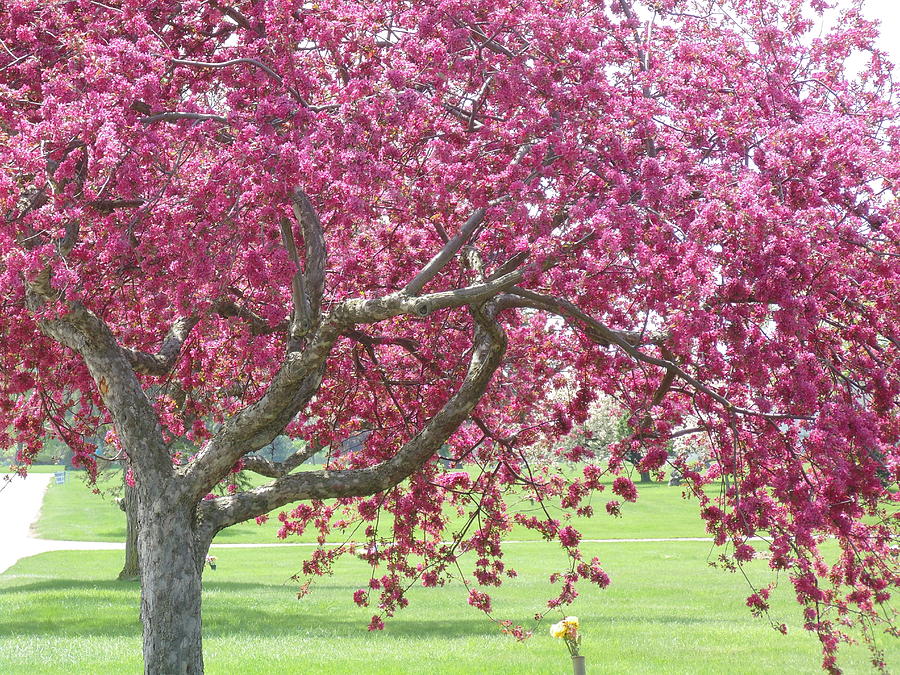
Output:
842,0,900,66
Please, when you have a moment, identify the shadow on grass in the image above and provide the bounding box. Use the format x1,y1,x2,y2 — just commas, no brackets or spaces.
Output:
0,576,726,642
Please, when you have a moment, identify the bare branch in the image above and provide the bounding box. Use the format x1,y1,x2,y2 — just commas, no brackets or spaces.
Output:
404,208,486,296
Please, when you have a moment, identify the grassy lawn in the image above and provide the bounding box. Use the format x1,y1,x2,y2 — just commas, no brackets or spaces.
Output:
34,470,712,543
2,465,66,474
0,543,892,674
5,468,896,672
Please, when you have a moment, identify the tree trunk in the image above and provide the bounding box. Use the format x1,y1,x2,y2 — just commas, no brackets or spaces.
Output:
138,500,208,674
639,470,652,483
117,480,140,581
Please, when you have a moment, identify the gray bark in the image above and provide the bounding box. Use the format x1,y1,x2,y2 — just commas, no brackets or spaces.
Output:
137,488,209,675
118,479,141,581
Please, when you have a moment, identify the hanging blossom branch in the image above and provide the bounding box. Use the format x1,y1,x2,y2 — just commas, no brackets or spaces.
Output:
499,288,813,421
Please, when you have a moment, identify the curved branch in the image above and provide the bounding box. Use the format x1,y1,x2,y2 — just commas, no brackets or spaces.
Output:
25,291,174,483
183,264,519,499
198,307,507,535
291,188,327,319
171,58,309,107
122,299,285,378
498,288,812,421
181,321,340,499
345,269,522,324
242,442,322,478
496,288,664,348
122,317,201,376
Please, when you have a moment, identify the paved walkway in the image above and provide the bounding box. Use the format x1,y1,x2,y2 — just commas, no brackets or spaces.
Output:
0,473,722,575
0,473,123,575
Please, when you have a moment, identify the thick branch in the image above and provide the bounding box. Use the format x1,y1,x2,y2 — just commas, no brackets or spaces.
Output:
280,215,311,342
404,208,486,296
26,290,174,484
343,269,522,324
242,442,321,478
198,307,507,534
181,321,340,499
122,317,201,376
291,189,327,319
183,263,518,499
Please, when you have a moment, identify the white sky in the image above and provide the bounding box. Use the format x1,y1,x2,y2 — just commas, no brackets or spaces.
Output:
844,0,900,67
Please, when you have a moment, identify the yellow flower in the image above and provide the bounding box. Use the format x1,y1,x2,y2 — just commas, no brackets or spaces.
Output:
550,621,567,639
562,616,580,630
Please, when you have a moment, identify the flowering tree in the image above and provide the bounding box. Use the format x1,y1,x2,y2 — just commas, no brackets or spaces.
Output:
1,0,898,672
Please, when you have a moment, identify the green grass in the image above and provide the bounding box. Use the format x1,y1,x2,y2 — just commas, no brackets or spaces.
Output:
1,543,894,674
2,464,66,474
35,471,712,543
11,470,898,672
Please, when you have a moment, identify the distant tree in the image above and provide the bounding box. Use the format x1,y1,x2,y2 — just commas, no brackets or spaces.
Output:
1,1,897,673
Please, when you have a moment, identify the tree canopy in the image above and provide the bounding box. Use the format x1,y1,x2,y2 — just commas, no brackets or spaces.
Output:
1,0,897,671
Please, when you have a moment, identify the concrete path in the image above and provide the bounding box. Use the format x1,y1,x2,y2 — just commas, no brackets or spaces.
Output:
0,473,122,575
0,473,723,576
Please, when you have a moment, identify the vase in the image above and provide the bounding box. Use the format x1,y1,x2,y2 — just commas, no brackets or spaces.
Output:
572,655,586,675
